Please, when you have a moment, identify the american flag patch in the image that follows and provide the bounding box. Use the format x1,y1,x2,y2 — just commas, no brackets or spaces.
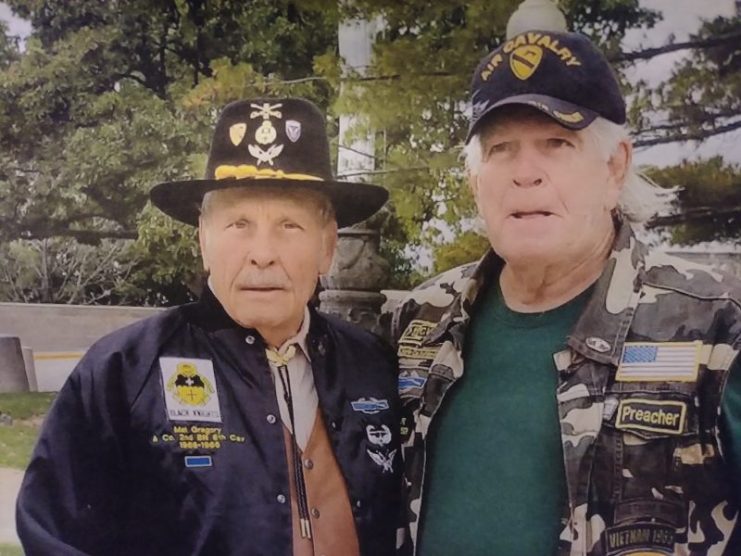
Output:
616,342,701,382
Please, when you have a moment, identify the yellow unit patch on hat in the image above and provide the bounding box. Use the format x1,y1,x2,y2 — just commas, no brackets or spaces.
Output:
510,45,543,80
229,123,246,146
160,357,222,423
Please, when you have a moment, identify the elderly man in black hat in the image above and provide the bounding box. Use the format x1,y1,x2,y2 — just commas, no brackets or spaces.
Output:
17,98,401,556
393,31,741,555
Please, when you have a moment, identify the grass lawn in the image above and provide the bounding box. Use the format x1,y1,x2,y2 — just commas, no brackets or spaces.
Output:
0,392,56,470
0,544,23,556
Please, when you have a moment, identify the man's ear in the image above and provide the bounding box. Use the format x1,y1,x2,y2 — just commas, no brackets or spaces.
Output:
318,220,338,275
198,216,210,272
606,140,631,209
469,173,482,210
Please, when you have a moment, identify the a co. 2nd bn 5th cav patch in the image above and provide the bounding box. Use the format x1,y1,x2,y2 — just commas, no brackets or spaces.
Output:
615,399,686,435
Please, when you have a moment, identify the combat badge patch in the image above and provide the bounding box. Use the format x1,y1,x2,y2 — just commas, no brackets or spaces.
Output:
616,342,701,382
605,522,674,555
351,397,389,414
160,357,222,423
615,399,686,436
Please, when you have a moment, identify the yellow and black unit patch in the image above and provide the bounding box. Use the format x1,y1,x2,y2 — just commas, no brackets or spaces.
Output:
615,399,686,436
398,319,437,359
605,522,674,555
160,357,222,423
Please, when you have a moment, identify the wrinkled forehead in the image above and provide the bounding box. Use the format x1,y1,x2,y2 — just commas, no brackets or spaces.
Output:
201,185,334,223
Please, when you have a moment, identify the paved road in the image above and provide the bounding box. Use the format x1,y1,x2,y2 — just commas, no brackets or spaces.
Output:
0,467,22,546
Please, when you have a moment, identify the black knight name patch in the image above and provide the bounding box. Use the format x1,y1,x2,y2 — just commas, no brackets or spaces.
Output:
605,522,674,555
615,399,686,436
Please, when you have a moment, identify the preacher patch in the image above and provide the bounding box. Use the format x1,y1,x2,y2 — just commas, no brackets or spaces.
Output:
605,522,674,555
615,399,686,436
160,357,222,423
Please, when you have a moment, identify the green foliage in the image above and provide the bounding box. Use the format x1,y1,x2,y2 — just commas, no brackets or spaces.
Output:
0,0,738,297
433,230,490,274
0,0,338,305
0,238,140,304
0,544,24,556
646,157,741,245
333,0,663,285
0,392,55,470
0,392,55,420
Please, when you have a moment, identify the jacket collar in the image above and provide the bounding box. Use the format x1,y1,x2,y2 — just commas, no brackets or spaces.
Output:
186,286,326,349
424,224,646,366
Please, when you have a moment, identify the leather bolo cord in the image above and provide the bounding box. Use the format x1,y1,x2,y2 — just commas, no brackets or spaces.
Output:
267,347,312,539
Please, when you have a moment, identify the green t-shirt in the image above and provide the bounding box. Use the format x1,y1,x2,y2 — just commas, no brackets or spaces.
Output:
417,280,592,556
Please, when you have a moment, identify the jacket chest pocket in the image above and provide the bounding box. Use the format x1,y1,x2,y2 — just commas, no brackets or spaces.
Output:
596,389,699,521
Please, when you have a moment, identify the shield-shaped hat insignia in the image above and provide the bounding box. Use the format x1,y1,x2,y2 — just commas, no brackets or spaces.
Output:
229,123,247,146
510,45,543,80
285,120,301,142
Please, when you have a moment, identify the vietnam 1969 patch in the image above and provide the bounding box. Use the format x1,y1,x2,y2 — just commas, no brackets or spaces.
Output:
160,357,222,423
605,522,674,555
615,398,686,436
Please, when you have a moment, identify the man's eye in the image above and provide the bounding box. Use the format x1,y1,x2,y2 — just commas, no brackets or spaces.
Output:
547,138,573,148
488,142,510,155
282,221,303,231
230,219,248,229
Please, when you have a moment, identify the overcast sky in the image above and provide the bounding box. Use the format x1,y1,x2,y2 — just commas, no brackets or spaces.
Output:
0,1,738,167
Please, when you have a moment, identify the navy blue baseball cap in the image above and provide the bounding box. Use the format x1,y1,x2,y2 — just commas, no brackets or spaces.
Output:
467,30,626,141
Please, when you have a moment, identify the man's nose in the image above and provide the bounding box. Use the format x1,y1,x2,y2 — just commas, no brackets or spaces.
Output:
247,231,277,268
511,147,545,188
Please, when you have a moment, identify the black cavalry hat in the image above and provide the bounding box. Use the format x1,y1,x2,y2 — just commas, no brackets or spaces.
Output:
150,98,388,228
467,30,626,140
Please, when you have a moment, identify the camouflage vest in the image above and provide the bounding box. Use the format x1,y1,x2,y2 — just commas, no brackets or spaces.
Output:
391,225,741,556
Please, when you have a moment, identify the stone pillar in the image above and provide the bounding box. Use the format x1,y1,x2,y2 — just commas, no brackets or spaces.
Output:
319,14,390,337
320,213,390,336
0,335,30,393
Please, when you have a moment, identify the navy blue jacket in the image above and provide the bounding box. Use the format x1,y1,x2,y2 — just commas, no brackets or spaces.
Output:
16,289,401,555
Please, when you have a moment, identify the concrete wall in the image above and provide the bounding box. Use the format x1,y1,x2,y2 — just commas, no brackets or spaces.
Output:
0,302,163,391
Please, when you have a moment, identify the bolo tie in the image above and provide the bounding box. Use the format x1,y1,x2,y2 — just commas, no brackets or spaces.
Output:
266,345,313,540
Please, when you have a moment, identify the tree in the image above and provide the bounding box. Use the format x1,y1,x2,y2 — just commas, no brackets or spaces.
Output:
329,1,741,276
646,157,741,245
0,0,340,304
2,0,739,301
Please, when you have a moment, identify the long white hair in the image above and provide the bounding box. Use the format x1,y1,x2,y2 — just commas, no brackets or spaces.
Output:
463,116,671,223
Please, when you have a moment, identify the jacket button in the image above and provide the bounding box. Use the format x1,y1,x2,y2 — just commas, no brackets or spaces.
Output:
276,494,287,504
355,499,362,509
330,421,338,430
245,335,256,345
311,507,320,518
266,414,277,424
303,458,314,469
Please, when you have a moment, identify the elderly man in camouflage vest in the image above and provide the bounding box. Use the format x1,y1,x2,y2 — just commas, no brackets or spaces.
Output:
392,31,741,555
